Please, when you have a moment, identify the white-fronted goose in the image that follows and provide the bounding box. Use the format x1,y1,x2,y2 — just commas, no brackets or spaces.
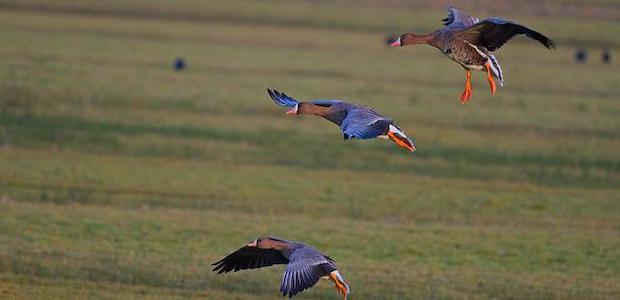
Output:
212,236,350,299
268,89,416,152
391,7,555,103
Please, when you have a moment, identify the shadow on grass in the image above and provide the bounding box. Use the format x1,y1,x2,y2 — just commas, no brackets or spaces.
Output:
1,111,618,188
0,250,208,293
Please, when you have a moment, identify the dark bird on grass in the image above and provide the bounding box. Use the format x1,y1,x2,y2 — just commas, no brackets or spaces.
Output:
602,49,611,64
212,236,350,299
575,48,587,63
391,7,556,103
174,57,185,71
268,89,416,152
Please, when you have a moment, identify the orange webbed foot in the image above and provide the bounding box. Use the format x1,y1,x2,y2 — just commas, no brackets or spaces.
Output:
460,70,473,104
329,271,349,300
460,86,472,104
485,63,497,96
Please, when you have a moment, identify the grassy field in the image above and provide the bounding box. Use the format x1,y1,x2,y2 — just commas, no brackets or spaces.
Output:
0,0,619,299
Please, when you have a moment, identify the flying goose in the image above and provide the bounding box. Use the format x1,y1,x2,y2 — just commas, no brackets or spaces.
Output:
212,236,350,299
391,7,555,103
268,89,415,152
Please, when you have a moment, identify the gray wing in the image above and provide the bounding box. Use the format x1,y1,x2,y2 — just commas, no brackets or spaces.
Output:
443,7,479,29
280,246,336,298
341,106,391,140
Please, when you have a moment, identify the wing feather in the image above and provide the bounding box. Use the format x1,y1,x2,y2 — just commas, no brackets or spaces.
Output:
212,246,289,274
459,18,555,51
280,247,336,298
311,99,342,107
443,7,479,29
342,110,392,140
268,89,299,108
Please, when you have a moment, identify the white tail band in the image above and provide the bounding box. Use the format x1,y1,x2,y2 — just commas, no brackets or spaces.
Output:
488,54,504,87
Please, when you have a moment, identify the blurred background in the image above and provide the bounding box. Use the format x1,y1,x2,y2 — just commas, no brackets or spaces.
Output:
0,0,618,299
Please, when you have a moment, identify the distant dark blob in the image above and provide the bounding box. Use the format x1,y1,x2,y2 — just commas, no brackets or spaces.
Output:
174,57,186,71
602,49,611,64
575,49,587,63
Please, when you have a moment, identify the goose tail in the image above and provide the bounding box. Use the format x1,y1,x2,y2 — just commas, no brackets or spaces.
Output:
387,124,416,152
487,55,504,87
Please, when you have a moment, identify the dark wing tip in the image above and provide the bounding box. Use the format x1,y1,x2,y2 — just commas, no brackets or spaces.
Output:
443,6,463,26
525,28,557,49
501,21,555,50
545,38,557,49
268,89,298,108
442,12,453,25
268,88,284,106
211,263,225,273
211,257,233,274
211,257,226,267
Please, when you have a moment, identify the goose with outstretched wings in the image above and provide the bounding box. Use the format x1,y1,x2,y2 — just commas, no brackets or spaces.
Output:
391,7,555,103
268,89,416,152
213,236,350,299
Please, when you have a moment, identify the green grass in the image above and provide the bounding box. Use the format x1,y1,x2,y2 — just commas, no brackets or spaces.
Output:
0,0,619,299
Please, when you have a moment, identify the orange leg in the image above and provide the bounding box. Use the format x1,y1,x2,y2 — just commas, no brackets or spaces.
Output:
485,62,497,96
460,70,472,104
329,272,349,300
